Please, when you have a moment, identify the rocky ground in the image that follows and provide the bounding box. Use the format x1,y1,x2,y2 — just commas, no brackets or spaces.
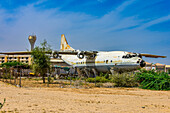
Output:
0,81,169,113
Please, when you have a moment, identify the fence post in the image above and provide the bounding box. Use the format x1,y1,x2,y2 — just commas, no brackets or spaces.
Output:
19,67,22,87
69,70,72,87
10,68,11,84
47,69,49,87
5,69,7,82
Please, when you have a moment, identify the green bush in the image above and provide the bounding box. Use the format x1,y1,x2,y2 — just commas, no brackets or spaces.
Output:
47,76,54,84
53,76,57,80
66,76,74,81
100,72,110,79
135,69,170,90
110,73,138,87
95,83,103,87
86,76,109,83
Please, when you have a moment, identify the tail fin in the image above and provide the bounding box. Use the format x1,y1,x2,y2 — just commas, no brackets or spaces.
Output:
60,34,74,51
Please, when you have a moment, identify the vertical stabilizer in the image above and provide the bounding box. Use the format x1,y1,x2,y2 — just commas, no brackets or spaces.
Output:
60,34,74,51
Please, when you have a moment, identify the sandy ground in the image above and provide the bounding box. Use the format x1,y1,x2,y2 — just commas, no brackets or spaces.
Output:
0,81,169,113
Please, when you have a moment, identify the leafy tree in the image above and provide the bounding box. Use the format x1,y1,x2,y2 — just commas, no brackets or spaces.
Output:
31,40,52,83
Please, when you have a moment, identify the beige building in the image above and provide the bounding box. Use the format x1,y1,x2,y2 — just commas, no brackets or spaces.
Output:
165,65,170,72
0,55,32,65
144,62,170,72
0,54,69,67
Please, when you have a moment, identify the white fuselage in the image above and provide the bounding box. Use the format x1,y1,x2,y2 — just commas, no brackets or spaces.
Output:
61,51,142,73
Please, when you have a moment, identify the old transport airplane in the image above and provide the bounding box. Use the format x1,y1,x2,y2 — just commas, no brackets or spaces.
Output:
0,34,166,76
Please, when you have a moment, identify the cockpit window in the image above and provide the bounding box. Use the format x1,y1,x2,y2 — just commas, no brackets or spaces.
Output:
122,54,141,59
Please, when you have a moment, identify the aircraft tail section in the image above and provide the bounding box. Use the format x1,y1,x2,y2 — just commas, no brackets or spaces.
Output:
60,34,74,51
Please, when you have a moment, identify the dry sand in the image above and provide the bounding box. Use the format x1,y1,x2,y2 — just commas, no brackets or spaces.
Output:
0,81,169,113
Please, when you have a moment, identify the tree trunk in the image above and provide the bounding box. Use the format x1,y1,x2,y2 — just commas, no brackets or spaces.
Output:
42,75,45,83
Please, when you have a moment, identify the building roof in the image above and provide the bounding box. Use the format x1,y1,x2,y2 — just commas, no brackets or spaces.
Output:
165,65,170,68
145,62,152,66
155,63,165,66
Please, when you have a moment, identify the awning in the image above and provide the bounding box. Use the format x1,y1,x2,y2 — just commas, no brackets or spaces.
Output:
54,65,70,71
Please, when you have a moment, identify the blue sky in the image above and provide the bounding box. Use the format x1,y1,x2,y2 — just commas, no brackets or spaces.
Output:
0,0,169,64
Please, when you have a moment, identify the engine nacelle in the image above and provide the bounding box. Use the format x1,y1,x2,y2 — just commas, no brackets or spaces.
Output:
77,51,84,59
53,51,59,58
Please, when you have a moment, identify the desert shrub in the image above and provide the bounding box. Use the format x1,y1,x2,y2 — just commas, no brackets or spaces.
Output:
33,78,42,81
65,76,78,81
53,76,57,80
1,73,11,79
135,69,170,90
0,98,6,109
95,83,103,87
47,76,54,84
110,73,138,87
100,72,110,79
86,76,109,83
85,77,94,83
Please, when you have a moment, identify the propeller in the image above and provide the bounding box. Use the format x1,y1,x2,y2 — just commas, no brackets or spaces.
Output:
140,53,166,58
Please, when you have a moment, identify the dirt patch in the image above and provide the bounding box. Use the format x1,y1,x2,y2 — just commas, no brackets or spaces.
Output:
0,81,169,113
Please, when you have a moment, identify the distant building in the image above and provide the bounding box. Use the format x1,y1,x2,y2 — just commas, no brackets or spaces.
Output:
144,62,170,72
0,55,31,65
0,55,69,67
144,62,153,70
155,63,166,72
165,65,170,72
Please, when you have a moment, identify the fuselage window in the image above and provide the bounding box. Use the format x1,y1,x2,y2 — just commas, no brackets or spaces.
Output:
111,60,112,63
106,60,108,64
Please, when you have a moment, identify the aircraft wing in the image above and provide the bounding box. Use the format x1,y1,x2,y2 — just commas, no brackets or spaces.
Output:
0,51,98,59
0,51,32,55
140,53,166,58
52,50,98,59
57,51,98,56
55,51,98,55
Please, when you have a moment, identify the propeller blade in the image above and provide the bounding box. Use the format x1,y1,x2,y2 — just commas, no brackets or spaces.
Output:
140,53,166,58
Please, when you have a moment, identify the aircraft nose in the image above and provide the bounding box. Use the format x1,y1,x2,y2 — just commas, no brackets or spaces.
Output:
140,60,146,67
